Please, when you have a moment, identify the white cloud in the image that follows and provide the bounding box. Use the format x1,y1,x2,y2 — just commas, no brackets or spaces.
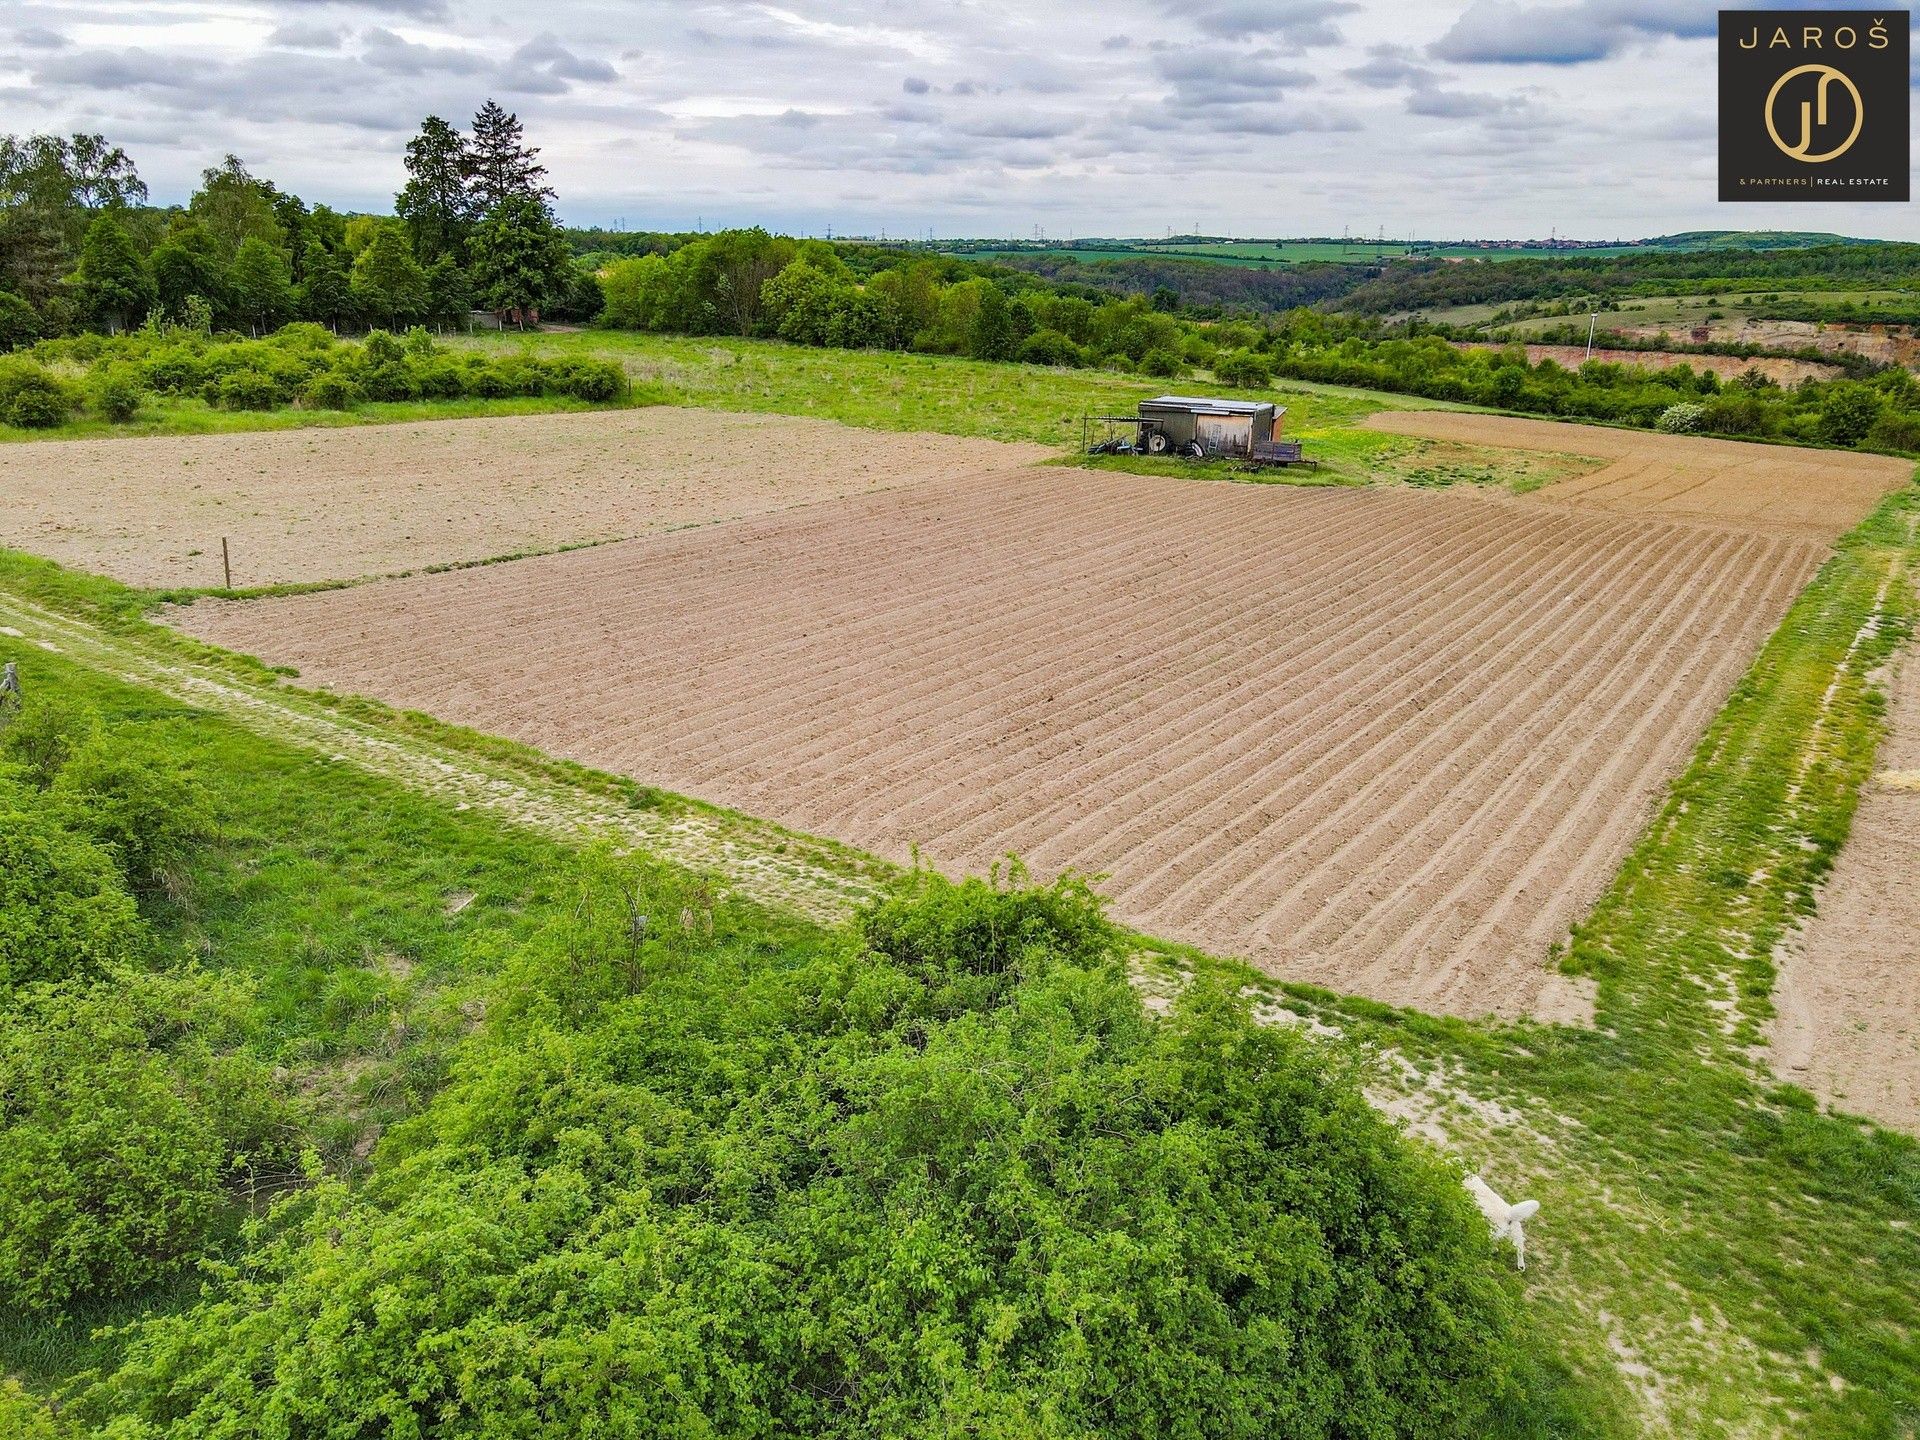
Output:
4,0,1912,240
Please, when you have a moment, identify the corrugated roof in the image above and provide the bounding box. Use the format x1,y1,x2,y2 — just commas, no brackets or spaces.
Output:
1143,395,1276,415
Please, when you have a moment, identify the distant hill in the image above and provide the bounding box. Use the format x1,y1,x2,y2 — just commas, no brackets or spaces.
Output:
1633,230,1885,251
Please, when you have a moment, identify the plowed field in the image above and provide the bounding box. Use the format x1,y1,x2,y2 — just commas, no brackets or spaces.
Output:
0,407,1049,588
1773,627,1920,1133
177,469,1828,1017
1363,411,1908,541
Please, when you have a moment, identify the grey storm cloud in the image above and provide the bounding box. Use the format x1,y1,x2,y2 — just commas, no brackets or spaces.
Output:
15,25,70,48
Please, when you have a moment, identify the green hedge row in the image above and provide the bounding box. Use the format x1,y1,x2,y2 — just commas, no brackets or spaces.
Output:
0,324,627,429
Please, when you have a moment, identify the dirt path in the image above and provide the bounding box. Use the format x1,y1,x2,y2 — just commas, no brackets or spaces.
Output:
0,407,1050,589
1770,544,1920,1133
174,469,1827,1020
1362,411,1909,542
0,593,881,926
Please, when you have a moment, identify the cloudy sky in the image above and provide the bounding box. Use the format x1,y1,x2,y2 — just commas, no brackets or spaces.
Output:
5,0,1914,240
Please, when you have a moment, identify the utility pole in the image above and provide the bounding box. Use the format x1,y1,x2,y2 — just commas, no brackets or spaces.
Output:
1585,311,1599,362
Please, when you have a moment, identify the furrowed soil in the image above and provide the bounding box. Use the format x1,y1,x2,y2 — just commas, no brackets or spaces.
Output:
176,468,1827,1019
1362,410,1910,541
1771,561,1920,1134
0,406,1050,589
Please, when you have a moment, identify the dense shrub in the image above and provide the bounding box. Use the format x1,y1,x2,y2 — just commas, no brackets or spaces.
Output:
1866,410,1920,454
301,367,362,409
79,866,1536,1439
1140,345,1185,378
49,732,212,895
548,356,624,401
0,357,76,429
0,791,142,993
0,971,298,1316
1657,402,1706,434
212,368,285,410
1017,327,1086,367
1214,347,1274,388
0,290,42,352
88,360,148,422
0,692,98,786
0,1380,71,1439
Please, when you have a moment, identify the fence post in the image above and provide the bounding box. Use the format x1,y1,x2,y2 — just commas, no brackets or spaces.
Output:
222,537,231,591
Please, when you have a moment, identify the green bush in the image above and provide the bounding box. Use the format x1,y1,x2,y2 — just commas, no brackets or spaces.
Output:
1018,328,1086,367
138,341,210,395
0,290,42,352
1140,346,1185,379
49,733,212,895
1214,348,1274,388
1656,402,1706,434
87,360,148,423
81,866,1535,1439
301,367,362,410
550,357,623,401
0,1380,72,1439
0,971,298,1316
408,357,466,400
1866,410,1920,454
212,368,284,411
0,791,142,993
0,692,99,786
0,357,76,429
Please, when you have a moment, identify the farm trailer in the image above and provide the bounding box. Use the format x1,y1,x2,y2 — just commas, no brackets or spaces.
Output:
1087,395,1313,467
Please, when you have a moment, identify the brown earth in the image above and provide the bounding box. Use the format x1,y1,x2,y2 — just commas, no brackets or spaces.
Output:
1620,318,1920,371
175,468,1827,1019
1454,341,1842,385
0,407,1050,589
1771,612,1920,1135
1362,411,1909,542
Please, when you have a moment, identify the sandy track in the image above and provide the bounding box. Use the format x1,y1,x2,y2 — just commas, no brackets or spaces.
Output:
1772,613,1920,1134
0,407,1049,588
176,469,1826,1018
1362,411,1908,542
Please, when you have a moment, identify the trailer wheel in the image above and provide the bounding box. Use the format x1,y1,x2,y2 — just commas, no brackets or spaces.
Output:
1184,441,1205,459
1146,431,1171,455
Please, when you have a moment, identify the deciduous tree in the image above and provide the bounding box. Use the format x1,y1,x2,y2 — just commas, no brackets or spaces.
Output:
468,193,568,323
349,226,427,329
227,237,294,335
70,214,153,333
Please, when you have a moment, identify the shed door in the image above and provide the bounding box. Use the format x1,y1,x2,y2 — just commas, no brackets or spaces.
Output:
1195,414,1252,455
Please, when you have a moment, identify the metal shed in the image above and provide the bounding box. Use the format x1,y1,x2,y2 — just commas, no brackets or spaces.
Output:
1137,396,1281,457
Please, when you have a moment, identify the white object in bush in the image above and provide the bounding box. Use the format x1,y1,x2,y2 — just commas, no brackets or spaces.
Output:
1464,1174,1540,1269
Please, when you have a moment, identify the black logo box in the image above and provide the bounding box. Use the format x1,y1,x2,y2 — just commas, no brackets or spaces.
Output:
1719,10,1909,202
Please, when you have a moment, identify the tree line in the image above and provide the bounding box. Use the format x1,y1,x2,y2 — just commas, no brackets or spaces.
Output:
1333,242,1920,316
0,105,595,348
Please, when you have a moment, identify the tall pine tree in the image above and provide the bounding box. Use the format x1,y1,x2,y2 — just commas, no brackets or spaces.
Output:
466,101,552,214
397,116,475,264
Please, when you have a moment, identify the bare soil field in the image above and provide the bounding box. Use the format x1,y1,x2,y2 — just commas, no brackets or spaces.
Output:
0,406,1049,589
1455,340,1841,385
1362,411,1909,542
176,468,1827,1019
1772,627,1920,1134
